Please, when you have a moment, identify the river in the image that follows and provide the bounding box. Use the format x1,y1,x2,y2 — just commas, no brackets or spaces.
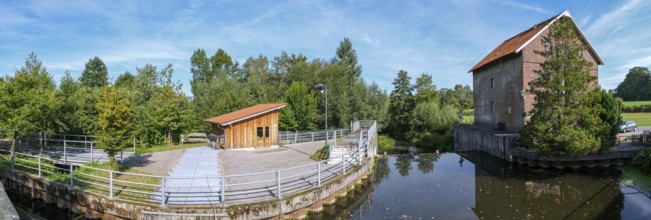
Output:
7,151,651,219
309,151,651,220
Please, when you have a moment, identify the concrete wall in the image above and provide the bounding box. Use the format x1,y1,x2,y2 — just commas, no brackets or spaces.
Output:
473,54,525,132
0,180,19,220
454,124,518,160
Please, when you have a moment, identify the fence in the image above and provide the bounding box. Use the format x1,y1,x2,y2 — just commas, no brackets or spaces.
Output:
1,134,136,164
278,128,351,145
0,121,378,207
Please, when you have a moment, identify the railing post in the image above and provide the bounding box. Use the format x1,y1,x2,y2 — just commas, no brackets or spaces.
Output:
109,171,114,198
133,137,136,153
38,157,42,177
221,176,225,207
311,132,314,142
317,162,321,186
84,136,87,148
161,176,166,206
276,170,281,199
358,138,362,165
294,132,297,144
10,154,14,170
342,155,346,175
90,142,94,162
69,164,73,187
63,140,67,163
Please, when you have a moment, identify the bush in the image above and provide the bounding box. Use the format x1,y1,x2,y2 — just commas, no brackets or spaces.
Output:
622,104,651,113
633,149,651,175
310,145,330,161
378,135,395,153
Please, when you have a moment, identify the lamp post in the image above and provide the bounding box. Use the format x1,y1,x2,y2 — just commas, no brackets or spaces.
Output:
315,83,328,147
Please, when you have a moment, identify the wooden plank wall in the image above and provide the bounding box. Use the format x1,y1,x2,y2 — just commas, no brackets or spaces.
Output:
224,111,279,149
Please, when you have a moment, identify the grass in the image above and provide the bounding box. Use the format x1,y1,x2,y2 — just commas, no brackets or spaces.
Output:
74,161,161,201
622,112,651,126
623,101,651,107
0,153,161,202
136,142,206,154
617,165,651,193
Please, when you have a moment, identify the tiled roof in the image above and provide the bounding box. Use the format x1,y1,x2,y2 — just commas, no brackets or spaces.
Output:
469,10,603,73
204,103,286,126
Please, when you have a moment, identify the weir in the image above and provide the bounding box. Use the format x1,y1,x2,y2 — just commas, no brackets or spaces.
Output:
454,124,647,168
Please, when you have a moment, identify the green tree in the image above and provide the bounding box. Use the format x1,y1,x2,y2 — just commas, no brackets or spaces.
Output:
150,86,192,145
414,73,439,103
96,86,133,169
0,53,57,161
280,82,318,131
52,72,79,133
409,101,458,149
387,70,414,140
114,72,136,88
520,17,603,157
80,57,109,88
615,67,651,101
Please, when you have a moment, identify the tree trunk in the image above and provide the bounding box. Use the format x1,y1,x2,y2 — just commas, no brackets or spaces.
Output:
10,134,17,167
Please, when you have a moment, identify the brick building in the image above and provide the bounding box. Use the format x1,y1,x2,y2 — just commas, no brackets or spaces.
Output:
469,10,604,132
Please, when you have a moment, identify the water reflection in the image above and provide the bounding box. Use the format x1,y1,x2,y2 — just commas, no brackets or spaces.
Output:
311,152,651,220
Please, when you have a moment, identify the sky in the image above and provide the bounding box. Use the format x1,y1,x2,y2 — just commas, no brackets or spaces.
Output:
2,0,651,95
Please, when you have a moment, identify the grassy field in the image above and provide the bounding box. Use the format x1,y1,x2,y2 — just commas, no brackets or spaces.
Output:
622,112,651,126
136,142,206,154
623,101,651,107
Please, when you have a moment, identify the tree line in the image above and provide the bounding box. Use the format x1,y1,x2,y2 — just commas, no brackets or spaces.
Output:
615,66,651,101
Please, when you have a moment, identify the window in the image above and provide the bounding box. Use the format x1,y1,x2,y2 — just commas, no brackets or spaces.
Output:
264,127,270,138
544,41,551,52
257,127,263,138
491,101,495,113
490,78,494,89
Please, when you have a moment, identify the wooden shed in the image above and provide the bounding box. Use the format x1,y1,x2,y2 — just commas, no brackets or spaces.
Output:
204,103,286,149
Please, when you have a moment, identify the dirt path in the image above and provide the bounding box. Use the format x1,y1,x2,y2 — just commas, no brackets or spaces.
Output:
121,148,187,176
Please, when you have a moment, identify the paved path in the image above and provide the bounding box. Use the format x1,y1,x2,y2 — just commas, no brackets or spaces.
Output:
153,146,222,204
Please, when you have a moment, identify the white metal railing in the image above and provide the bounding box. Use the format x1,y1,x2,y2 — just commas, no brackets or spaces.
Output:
0,121,378,207
278,128,350,144
3,134,136,164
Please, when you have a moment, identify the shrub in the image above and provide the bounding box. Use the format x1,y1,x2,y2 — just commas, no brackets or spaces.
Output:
378,135,395,153
633,149,651,175
622,105,651,113
310,145,330,161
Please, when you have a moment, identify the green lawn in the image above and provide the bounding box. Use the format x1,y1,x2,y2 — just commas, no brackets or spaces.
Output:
623,101,651,107
622,112,651,126
136,142,207,154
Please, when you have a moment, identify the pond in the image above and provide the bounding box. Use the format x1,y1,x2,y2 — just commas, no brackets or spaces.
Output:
310,152,651,220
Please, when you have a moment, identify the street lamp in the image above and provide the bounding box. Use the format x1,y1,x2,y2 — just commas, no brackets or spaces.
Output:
315,83,328,147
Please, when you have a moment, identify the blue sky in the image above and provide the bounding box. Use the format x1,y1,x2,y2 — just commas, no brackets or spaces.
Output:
2,0,651,95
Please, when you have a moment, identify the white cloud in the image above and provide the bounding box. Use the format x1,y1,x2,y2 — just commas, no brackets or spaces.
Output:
585,0,649,37
499,0,551,15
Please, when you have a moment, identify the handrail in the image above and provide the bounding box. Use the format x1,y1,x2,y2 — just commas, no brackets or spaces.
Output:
0,121,378,207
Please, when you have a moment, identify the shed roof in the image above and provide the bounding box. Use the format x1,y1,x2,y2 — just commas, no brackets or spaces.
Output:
204,103,286,126
469,10,603,73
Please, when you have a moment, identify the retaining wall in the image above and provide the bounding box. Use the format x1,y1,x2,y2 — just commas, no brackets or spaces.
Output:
0,157,374,219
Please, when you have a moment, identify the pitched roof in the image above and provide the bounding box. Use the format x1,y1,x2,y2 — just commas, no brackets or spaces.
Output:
469,10,604,73
204,103,286,126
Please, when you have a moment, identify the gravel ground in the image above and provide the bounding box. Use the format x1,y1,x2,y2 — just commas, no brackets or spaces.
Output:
121,148,187,176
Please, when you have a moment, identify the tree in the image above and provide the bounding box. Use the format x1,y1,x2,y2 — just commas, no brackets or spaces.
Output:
80,57,109,88
409,101,458,149
0,53,57,162
387,70,414,140
150,86,192,145
96,86,132,169
414,73,438,103
615,67,651,101
280,82,318,131
114,72,136,88
520,17,603,157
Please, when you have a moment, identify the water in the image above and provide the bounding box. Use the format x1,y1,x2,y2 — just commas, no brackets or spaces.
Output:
311,152,651,220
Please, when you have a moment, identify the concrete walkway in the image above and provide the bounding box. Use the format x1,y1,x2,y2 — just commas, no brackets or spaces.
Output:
153,146,222,204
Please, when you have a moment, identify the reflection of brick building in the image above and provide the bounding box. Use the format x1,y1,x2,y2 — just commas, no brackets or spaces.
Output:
469,10,603,132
